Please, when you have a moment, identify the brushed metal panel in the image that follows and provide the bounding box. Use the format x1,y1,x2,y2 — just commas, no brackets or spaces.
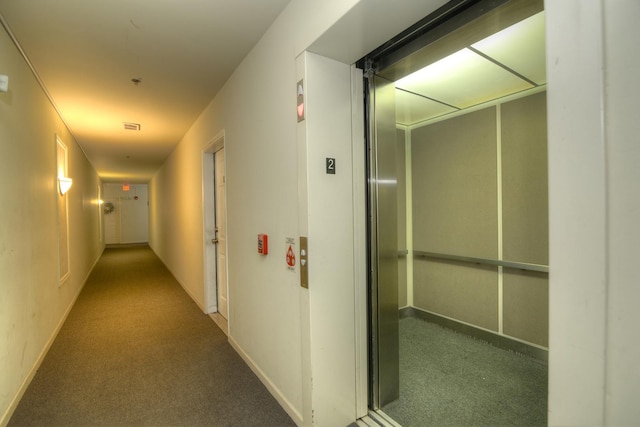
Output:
370,75,399,407
299,236,308,289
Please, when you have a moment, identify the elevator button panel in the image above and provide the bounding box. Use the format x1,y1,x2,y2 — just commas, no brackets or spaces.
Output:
300,236,308,288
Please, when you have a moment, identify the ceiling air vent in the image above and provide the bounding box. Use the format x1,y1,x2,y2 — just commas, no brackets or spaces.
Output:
123,122,141,131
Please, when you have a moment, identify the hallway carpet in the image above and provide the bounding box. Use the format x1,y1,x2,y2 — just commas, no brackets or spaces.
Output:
9,245,295,427
382,317,547,426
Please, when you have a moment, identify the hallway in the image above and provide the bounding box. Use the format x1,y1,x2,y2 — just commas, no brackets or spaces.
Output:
2,1,640,425
8,246,295,427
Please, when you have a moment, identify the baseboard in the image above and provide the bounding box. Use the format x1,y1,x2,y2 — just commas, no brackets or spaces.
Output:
228,336,303,427
150,248,207,313
208,312,228,336
1,247,104,427
105,242,148,248
150,248,298,423
150,252,229,336
400,306,548,361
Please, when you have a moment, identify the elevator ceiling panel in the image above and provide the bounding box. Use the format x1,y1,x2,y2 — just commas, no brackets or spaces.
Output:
393,10,545,126
395,89,457,126
472,12,546,85
396,48,534,110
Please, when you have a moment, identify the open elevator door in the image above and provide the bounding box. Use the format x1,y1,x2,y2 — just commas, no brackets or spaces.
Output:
364,0,497,411
367,74,399,409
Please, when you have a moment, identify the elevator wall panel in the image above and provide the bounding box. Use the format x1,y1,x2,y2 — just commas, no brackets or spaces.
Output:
408,92,548,347
398,258,407,308
503,269,549,347
411,107,498,259
501,92,548,265
414,260,499,331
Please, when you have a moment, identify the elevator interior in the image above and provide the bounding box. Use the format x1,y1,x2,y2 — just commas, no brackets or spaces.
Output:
365,0,548,423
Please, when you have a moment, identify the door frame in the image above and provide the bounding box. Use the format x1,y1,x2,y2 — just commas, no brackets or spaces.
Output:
202,131,228,332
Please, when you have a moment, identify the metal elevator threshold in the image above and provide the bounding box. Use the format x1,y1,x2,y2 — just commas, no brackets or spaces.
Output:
357,410,402,427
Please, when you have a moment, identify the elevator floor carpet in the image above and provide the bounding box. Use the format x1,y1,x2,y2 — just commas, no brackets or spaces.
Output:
382,317,547,426
9,245,295,427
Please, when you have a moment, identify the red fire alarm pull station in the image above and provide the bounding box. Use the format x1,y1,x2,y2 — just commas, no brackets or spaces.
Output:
258,234,268,255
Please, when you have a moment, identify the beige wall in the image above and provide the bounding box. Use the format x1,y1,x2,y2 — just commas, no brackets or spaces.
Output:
501,92,548,265
0,24,103,424
412,106,499,258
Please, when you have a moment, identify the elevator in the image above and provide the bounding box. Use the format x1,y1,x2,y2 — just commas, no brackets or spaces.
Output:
362,0,548,424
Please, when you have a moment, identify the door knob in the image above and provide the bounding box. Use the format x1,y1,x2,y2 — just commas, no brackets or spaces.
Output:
211,238,219,244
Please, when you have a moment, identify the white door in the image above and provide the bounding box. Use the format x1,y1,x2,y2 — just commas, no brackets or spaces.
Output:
214,148,228,319
102,184,149,244
103,198,120,244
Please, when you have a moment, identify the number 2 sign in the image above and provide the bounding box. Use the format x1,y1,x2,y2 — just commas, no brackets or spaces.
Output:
326,157,336,175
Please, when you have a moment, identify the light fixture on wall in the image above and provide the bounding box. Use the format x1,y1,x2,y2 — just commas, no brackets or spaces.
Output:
58,177,72,195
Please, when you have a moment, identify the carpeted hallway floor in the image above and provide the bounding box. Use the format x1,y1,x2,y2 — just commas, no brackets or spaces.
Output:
9,245,295,427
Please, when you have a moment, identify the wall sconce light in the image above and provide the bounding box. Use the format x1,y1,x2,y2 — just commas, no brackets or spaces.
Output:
58,177,73,195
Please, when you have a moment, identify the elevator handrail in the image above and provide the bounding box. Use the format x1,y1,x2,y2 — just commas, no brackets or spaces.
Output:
412,250,549,273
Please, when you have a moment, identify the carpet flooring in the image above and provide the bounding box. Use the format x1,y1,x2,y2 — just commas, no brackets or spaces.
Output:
9,245,295,427
382,317,547,427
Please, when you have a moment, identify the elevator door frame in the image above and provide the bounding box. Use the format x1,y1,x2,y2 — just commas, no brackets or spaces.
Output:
361,0,545,415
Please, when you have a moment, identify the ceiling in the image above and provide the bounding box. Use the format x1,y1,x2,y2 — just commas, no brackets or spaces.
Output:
0,0,290,183
395,11,545,127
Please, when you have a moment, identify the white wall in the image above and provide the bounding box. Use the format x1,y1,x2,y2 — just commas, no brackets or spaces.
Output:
150,0,638,425
103,183,149,244
546,0,640,424
602,3,640,423
148,1,450,425
0,22,103,425
297,51,362,426
149,3,358,421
